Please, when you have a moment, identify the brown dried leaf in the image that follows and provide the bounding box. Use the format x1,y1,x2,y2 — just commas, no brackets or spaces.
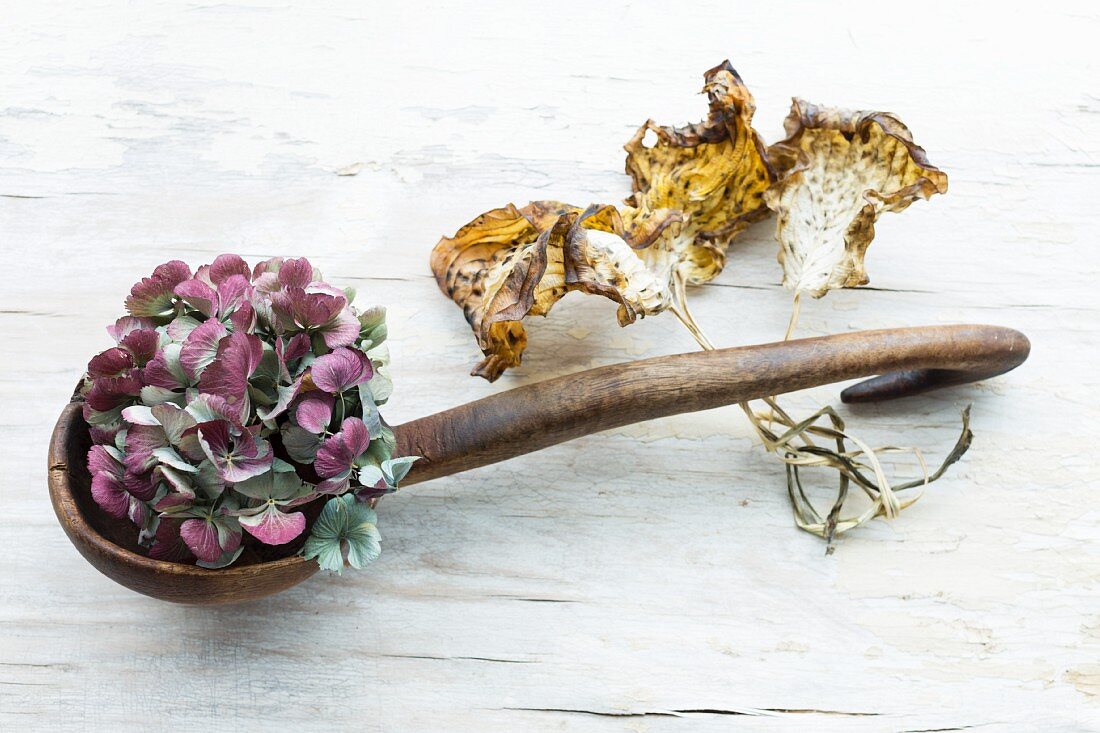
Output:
765,99,948,298
622,60,774,286
430,201,680,381
430,62,776,380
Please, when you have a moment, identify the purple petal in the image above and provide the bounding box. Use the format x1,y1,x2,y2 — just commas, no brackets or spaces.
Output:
198,422,273,482
295,391,334,433
180,519,222,563
321,309,362,349
282,333,311,362
125,260,191,318
316,475,350,494
271,287,344,332
209,254,251,284
174,279,216,317
215,274,252,317
185,394,241,427
311,347,373,394
196,419,231,457
154,492,193,511
87,348,135,378
239,504,306,545
127,497,147,526
198,330,263,419
89,424,121,446
87,445,124,478
142,348,187,390
148,519,194,562
251,257,281,281
123,469,159,501
90,473,129,517
150,404,203,460
124,425,167,474
228,301,256,332
278,257,314,289
180,319,228,379
119,329,160,366
85,374,142,412
314,418,371,478
107,316,157,343
251,271,281,295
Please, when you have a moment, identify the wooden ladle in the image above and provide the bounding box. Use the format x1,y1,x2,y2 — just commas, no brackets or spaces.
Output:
48,324,1029,605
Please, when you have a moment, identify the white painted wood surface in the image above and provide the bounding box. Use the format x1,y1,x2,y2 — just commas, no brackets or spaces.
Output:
2,1,1098,730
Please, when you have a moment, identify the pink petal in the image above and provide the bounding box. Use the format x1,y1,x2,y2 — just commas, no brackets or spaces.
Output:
127,497,147,526
123,469,159,501
321,309,362,349
239,505,306,545
85,374,142,412
271,288,344,331
251,257,281,281
124,425,166,474
87,445,124,479
180,519,222,563
87,348,135,378
310,347,372,394
119,329,160,366
89,424,122,446
295,391,334,433
174,279,217,317
209,254,251,284
316,476,350,494
107,316,157,343
198,330,263,418
228,301,256,332
278,257,314,289
314,418,371,478
198,422,273,482
153,260,193,284
142,349,187,390
125,261,191,318
91,473,130,518
215,275,252,317
180,319,228,379
282,333,311,362
251,271,281,295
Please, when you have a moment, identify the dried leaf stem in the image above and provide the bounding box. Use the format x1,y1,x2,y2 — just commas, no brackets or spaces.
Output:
680,292,972,551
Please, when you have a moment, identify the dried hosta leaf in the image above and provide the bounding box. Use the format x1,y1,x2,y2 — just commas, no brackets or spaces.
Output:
765,99,948,298
622,60,773,286
430,201,680,381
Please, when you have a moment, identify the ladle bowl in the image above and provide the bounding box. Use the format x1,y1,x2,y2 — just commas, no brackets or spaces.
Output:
48,325,1029,604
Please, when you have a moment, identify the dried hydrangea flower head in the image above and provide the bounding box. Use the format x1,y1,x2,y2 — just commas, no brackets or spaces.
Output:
429,61,969,548
431,61,772,381
765,99,949,298
81,254,413,571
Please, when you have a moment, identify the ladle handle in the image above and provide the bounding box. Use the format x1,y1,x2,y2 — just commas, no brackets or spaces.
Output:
395,324,1029,486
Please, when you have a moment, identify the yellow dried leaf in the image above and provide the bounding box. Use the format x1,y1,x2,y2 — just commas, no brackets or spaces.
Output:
765,99,948,298
431,62,775,380
430,201,680,381
622,60,774,286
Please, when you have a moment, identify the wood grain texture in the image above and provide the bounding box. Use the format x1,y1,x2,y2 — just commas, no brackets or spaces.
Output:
2,1,1098,730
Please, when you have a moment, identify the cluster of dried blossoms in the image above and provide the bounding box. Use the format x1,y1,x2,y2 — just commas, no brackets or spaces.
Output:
431,60,959,547
82,255,413,570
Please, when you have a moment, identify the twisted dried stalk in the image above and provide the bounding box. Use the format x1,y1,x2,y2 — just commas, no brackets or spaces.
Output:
676,274,972,550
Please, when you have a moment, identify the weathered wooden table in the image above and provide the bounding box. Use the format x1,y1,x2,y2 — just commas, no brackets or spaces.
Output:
2,2,1097,730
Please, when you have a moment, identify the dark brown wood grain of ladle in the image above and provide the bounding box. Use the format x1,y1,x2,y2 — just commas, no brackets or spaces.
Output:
48,324,1029,604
